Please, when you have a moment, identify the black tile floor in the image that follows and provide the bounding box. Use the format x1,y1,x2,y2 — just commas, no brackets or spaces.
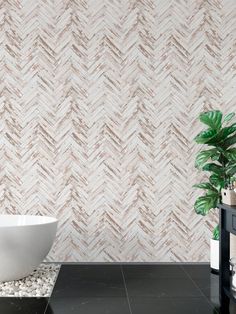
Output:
0,264,236,314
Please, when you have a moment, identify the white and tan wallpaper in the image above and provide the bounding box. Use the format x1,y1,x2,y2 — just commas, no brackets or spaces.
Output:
0,0,236,262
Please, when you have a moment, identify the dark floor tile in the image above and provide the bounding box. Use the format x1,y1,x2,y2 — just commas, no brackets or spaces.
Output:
129,297,177,314
123,264,202,297
197,276,219,299
182,264,211,279
209,295,220,309
45,297,131,314
172,297,219,314
0,298,48,314
124,274,202,297
181,265,236,313
129,297,218,314
213,301,236,314
182,265,219,300
52,265,126,297
230,301,236,314
123,264,188,279
183,266,236,312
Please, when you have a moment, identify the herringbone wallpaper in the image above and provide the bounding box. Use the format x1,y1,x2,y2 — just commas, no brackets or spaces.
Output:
0,0,236,262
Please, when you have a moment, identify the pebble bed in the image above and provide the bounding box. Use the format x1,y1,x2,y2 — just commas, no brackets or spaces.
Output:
0,264,60,297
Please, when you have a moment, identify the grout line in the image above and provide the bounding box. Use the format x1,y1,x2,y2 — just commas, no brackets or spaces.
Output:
121,265,133,314
180,265,220,313
180,265,205,297
44,264,61,314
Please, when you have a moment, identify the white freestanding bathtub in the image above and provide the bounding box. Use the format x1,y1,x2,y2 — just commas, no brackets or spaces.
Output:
0,215,58,282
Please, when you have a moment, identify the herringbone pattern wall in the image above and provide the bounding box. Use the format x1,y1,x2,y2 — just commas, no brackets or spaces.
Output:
0,0,236,262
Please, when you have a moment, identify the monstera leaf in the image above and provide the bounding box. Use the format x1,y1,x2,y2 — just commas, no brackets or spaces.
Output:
226,162,236,176
223,135,236,148
194,194,219,216
194,129,217,144
224,148,236,161
209,174,225,190
193,183,218,193
199,110,222,130
224,112,235,123
202,163,224,175
195,149,220,168
206,124,236,146
218,124,236,141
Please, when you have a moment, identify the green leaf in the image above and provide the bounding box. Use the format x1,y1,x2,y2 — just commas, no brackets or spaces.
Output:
194,195,218,216
224,112,235,123
219,123,236,139
223,135,236,148
231,176,236,183
224,148,236,161
194,129,217,144
213,225,219,240
207,123,236,145
199,110,222,130
193,183,218,193
195,149,220,168
202,163,224,175
209,174,225,190
211,154,221,161
206,190,219,196
226,163,236,176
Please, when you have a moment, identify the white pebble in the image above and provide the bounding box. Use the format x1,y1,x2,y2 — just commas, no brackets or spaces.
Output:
0,264,60,297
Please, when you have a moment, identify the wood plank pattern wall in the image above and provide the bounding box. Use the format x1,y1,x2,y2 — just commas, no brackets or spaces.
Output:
0,0,236,261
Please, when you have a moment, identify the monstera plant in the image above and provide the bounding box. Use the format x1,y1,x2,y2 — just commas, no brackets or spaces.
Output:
194,110,236,270
194,110,236,231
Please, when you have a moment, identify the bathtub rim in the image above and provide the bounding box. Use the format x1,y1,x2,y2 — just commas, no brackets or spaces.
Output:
0,214,58,228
